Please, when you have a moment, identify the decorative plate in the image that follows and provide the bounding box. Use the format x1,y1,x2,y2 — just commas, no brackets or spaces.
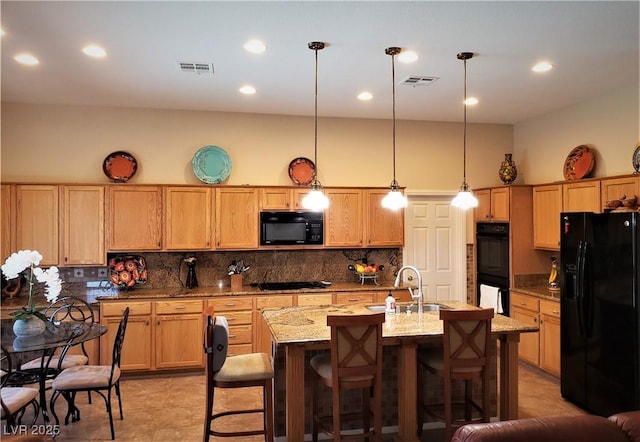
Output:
103,151,137,183
288,157,315,185
563,145,595,180
192,146,232,184
633,142,640,173
108,255,147,289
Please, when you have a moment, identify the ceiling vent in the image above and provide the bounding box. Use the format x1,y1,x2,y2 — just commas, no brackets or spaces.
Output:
399,75,439,87
177,62,214,75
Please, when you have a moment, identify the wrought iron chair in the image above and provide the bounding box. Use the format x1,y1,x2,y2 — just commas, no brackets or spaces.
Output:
309,312,385,442
417,308,494,441
1,346,39,428
203,315,274,442
49,307,129,440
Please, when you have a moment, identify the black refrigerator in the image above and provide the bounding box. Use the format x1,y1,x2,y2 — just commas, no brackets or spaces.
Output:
560,211,639,416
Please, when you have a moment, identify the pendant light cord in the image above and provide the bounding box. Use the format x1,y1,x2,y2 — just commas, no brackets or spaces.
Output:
391,51,397,186
462,57,467,186
314,46,319,181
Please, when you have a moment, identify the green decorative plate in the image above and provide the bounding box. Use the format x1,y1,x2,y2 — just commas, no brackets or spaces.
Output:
192,146,232,184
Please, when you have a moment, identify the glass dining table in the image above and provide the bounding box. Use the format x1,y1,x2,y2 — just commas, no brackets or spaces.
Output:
1,318,107,426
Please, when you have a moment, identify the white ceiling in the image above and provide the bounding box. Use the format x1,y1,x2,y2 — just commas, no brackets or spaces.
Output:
1,1,638,124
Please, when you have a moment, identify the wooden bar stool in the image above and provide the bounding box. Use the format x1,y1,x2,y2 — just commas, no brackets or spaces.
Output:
417,308,494,441
203,315,274,442
310,312,385,442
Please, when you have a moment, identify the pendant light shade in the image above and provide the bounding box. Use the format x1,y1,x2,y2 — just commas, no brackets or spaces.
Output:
381,47,408,211
302,41,330,212
451,52,478,210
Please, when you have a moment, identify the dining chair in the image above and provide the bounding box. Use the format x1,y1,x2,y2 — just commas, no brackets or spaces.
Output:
417,308,494,441
309,312,385,442
1,347,40,428
203,315,274,442
49,306,129,440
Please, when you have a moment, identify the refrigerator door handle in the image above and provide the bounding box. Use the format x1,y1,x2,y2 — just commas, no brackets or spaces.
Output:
583,240,594,337
576,240,585,336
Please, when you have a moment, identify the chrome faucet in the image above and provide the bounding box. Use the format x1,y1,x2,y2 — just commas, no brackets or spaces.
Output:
394,265,424,313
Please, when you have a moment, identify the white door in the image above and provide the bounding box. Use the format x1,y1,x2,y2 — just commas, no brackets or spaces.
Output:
403,194,467,303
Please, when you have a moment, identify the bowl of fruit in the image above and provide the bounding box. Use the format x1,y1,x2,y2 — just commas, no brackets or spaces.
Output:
348,263,384,285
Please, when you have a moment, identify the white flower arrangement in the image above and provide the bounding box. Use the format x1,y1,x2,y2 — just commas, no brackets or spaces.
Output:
1,250,63,321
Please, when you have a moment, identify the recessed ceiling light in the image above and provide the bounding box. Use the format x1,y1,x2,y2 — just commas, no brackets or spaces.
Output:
532,62,553,73
464,97,479,106
82,45,107,58
398,51,418,63
357,91,373,101
239,85,256,95
14,53,39,65
243,39,266,54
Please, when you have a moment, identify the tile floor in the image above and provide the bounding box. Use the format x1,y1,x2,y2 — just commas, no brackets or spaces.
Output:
4,361,586,442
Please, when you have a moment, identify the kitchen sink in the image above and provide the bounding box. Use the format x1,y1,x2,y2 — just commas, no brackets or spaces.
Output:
366,303,447,313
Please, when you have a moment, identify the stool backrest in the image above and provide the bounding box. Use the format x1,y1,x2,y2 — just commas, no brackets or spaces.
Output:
327,312,385,386
205,316,229,373
440,308,494,379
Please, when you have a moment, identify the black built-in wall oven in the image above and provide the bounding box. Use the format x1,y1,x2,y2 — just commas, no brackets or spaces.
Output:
476,222,510,316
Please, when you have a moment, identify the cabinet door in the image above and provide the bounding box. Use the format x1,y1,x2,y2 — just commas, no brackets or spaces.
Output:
292,189,312,210
601,176,639,207
364,190,404,247
297,294,333,306
164,187,213,250
101,314,152,371
1,184,15,261
540,300,561,376
474,189,492,222
324,189,363,247
108,186,162,250
16,185,59,265
533,184,562,250
255,295,294,354
260,188,291,210
335,293,374,304
490,188,510,221
155,314,204,369
511,306,539,365
62,186,105,265
215,188,258,249
562,181,601,213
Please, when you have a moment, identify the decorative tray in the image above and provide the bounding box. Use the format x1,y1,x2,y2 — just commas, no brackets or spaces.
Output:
103,151,137,183
288,157,315,185
109,255,148,289
563,145,595,180
192,145,232,184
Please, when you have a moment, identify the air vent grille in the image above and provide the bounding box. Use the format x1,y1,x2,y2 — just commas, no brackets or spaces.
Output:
178,62,214,75
400,75,439,87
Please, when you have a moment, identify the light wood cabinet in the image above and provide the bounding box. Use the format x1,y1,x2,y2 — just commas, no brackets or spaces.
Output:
108,186,162,250
259,187,312,211
539,299,561,376
324,188,363,247
61,185,105,265
601,176,639,207
1,184,15,261
155,300,204,369
16,185,59,265
334,292,375,304
164,186,213,250
533,184,562,250
297,293,333,306
208,296,254,355
254,295,294,355
510,292,540,366
363,189,404,247
215,187,259,249
100,301,152,371
562,181,600,213
474,187,509,222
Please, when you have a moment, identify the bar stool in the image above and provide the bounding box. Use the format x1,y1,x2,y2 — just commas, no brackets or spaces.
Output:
417,308,494,441
309,312,385,442
203,315,274,442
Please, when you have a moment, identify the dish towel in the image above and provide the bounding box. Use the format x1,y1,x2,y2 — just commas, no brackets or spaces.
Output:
480,284,504,314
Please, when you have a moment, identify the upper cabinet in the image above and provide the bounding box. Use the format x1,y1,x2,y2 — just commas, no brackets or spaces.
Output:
107,186,162,251
324,188,363,247
363,189,404,247
600,176,639,208
1,184,15,261
475,187,509,222
164,186,213,250
62,185,105,265
216,187,259,249
259,187,311,211
16,185,59,265
533,184,562,250
562,181,601,213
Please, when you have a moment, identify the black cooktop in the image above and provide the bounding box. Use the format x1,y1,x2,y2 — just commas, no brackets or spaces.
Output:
258,281,327,291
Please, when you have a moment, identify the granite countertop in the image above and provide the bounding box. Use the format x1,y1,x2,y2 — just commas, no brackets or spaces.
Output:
511,285,560,302
262,301,538,346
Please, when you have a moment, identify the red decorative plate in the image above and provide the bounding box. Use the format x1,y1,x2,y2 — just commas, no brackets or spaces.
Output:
288,157,315,186
103,151,137,183
108,255,147,289
563,145,595,180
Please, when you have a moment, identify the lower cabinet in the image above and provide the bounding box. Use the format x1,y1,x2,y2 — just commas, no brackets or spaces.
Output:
207,296,254,356
100,301,152,371
255,296,295,355
510,291,560,375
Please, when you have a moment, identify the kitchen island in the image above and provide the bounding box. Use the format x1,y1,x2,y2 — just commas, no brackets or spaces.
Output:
262,301,537,442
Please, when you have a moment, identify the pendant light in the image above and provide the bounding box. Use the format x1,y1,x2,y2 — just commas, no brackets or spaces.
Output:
302,41,330,212
381,47,408,210
451,52,479,210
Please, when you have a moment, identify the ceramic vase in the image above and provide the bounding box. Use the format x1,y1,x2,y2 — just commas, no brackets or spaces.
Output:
498,153,518,185
12,316,47,337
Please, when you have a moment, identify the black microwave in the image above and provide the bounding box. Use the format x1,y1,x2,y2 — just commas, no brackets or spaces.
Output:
260,211,323,245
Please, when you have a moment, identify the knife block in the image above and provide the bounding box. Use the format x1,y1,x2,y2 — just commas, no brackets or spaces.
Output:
230,274,242,290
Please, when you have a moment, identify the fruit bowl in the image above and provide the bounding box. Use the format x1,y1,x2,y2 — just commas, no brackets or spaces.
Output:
348,264,384,285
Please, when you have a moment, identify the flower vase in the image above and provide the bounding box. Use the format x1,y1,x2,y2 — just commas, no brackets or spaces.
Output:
13,317,47,337
498,153,518,185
